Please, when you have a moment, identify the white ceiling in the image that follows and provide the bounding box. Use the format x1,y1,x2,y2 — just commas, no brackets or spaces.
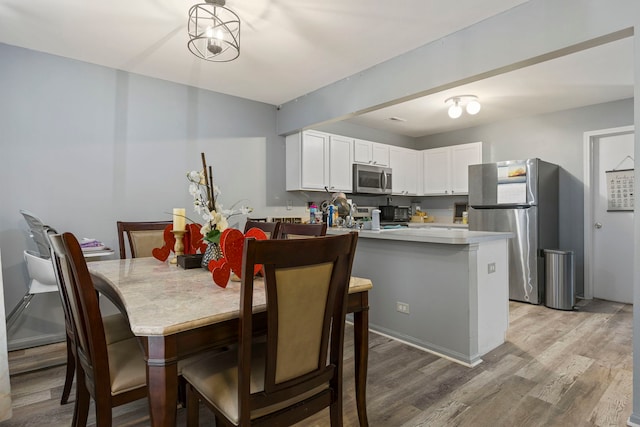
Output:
0,0,633,137
347,37,635,137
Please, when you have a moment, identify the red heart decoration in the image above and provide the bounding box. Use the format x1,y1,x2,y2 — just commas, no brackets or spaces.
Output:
245,228,267,276
210,259,230,288
219,228,267,278
221,229,245,278
207,257,223,272
187,223,208,254
245,228,268,241
152,246,171,262
163,225,176,248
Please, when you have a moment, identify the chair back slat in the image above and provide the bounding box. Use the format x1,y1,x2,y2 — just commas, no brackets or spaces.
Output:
47,232,76,338
59,232,111,395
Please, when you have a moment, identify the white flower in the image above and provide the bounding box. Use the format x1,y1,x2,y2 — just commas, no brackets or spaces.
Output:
186,165,253,243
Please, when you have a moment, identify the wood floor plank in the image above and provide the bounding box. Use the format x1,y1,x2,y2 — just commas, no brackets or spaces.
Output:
527,353,594,404
4,299,633,427
588,368,633,426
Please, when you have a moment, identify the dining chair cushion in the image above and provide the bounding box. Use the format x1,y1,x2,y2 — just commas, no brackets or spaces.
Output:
130,230,166,258
107,337,147,395
181,343,328,424
103,314,135,345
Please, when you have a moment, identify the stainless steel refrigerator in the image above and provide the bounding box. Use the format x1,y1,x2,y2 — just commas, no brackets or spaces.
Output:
468,159,558,304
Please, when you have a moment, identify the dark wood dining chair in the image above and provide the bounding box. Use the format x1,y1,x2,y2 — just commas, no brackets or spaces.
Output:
116,220,172,259
54,232,148,426
181,232,359,426
243,220,281,239
46,230,134,406
276,222,327,239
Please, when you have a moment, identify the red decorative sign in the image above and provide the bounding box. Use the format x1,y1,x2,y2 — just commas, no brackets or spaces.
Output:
152,224,208,262
208,228,268,288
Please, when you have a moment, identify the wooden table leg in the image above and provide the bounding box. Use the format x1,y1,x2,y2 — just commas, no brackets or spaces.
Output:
145,336,179,427
353,296,370,427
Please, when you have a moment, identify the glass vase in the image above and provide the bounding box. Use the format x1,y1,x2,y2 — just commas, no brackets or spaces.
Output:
201,242,222,269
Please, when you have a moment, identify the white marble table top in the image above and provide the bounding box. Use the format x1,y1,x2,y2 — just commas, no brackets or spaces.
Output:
88,257,372,337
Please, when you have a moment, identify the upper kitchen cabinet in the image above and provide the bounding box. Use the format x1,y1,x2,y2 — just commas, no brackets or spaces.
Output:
389,146,419,196
327,134,353,192
422,142,482,195
353,139,389,166
286,130,353,192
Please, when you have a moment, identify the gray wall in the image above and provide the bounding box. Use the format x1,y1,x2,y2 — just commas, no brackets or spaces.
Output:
0,43,298,348
416,98,635,295
314,121,416,149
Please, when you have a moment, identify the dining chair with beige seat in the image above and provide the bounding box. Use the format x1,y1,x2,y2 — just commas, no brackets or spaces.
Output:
181,232,359,426
46,229,134,406
275,222,327,239
243,220,281,239
116,220,172,259
50,232,148,426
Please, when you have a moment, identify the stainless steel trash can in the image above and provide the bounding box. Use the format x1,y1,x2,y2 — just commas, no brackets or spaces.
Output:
544,249,575,310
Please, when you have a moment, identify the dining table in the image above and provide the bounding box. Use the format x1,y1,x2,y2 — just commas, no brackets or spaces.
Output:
88,257,372,427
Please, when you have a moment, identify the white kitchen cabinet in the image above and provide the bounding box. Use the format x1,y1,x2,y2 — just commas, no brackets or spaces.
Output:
353,139,389,166
422,142,482,195
328,134,353,192
286,130,352,192
389,146,419,195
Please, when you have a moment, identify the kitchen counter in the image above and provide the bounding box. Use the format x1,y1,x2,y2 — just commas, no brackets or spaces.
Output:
328,225,511,366
327,227,511,245
407,222,469,229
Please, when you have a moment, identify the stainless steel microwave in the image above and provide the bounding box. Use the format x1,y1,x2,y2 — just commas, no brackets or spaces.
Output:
352,164,392,194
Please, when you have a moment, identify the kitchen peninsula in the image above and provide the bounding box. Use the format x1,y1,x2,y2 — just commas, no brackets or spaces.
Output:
328,227,512,366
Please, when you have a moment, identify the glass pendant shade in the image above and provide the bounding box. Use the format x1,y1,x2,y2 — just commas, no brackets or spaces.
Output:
448,102,463,119
466,100,482,115
188,0,240,62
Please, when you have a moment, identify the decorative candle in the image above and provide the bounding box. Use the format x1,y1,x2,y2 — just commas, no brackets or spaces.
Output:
173,208,186,231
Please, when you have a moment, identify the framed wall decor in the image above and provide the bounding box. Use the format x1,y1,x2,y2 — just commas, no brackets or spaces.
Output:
605,168,634,211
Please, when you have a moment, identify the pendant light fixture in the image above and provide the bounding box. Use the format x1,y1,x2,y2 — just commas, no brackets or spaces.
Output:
445,95,481,119
188,0,240,62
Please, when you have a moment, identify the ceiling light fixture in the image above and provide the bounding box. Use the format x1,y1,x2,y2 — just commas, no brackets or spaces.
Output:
188,0,240,62
445,95,481,119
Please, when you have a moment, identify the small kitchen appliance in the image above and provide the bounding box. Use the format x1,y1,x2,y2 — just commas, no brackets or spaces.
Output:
353,164,392,195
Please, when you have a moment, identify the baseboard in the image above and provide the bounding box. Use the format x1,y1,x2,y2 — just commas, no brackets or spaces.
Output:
7,333,65,352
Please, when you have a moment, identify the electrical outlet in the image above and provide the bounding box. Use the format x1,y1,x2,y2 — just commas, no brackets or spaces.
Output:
488,262,496,274
396,302,410,314
286,200,293,211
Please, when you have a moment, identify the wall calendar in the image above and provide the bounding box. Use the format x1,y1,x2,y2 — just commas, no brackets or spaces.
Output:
606,169,634,211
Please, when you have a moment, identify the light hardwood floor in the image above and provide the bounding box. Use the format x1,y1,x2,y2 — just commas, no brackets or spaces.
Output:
4,299,632,426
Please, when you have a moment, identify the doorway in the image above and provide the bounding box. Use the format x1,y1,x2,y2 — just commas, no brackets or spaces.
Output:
583,126,635,302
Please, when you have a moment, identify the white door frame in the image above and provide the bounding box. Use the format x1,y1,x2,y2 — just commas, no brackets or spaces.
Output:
583,125,635,299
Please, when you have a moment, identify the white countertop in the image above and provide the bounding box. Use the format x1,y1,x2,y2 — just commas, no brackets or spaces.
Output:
327,226,512,245
407,222,468,229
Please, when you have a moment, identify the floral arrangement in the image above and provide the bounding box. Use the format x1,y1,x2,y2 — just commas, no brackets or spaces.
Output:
187,153,253,245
